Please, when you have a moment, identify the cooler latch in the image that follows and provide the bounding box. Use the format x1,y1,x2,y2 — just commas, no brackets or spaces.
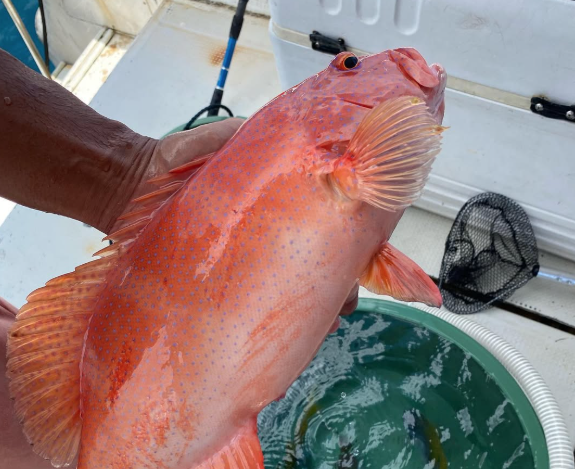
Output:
309,31,347,55
531,97,575,123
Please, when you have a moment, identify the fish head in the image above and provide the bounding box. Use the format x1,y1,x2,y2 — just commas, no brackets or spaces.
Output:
293,48,446,215
296,48,446,137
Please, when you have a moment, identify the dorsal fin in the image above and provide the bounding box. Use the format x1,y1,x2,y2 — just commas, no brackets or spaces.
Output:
6,154,213,466
111,152,214,232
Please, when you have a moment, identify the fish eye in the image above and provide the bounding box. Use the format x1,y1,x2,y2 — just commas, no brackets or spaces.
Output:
343,55,359,69
334,53,360,71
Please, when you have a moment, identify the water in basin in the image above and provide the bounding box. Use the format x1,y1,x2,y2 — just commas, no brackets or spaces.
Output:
257,300,546,469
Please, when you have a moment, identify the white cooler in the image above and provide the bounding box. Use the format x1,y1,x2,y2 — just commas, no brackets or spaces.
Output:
267,0,575,262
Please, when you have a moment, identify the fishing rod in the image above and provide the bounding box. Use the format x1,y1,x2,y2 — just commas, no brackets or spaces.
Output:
1,0,51,77
206,0,249,117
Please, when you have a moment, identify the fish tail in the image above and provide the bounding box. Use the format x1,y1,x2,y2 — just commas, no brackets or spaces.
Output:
5,153,214,466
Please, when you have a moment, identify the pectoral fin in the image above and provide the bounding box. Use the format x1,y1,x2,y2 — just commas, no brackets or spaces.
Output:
360,243,442,307
328,96,445,212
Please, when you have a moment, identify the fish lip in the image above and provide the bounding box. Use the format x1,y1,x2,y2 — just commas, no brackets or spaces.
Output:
429,63,447,124
431,63,447,96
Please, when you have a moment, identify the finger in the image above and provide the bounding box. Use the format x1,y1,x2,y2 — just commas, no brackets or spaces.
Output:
113,118,246,233
330,282,360,333
0,297,18,317
328,317,340,334
339,281,359,316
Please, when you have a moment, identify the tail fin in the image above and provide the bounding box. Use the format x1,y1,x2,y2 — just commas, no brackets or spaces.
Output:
6,154,213,466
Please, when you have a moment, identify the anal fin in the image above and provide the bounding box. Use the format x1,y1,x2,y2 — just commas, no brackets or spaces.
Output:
360,243,442,307
193,421,264,469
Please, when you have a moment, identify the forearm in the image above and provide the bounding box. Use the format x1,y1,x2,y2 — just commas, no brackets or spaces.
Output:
0,49,157,233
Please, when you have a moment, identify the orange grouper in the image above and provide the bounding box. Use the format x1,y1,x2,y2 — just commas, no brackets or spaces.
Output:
7,49,447,468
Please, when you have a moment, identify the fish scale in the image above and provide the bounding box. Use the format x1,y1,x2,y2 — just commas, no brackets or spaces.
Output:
7,49,447,469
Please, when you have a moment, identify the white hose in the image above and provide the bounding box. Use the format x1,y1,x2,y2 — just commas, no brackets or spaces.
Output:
413,303,574,469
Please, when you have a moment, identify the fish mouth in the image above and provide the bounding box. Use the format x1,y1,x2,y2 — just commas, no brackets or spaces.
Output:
340,97,374,110
340,90,444,124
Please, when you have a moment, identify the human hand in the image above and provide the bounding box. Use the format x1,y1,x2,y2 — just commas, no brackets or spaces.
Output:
104,118,245,234
328,281,360,334
340,281,360,316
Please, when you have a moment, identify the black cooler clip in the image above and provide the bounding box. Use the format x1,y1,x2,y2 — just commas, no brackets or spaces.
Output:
531,96,575,123
309,31,347,55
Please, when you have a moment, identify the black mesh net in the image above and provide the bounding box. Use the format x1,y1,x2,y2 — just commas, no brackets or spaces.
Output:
438,193,540,314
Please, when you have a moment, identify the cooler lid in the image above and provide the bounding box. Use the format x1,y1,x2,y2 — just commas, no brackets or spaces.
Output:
269,0,575,106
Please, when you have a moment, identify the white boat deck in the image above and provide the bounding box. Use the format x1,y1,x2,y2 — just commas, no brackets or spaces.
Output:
0,0,573,449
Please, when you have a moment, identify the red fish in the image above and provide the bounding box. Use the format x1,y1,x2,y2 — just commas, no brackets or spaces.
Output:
7,48,446,468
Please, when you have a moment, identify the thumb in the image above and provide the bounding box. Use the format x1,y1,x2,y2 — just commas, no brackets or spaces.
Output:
109,118,244,234
339,281,360,316
0,297,18,317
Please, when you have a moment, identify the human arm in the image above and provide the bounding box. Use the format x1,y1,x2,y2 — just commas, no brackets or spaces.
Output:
0,48,241,234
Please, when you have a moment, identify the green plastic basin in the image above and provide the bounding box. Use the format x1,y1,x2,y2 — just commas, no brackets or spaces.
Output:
257,299,548,469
